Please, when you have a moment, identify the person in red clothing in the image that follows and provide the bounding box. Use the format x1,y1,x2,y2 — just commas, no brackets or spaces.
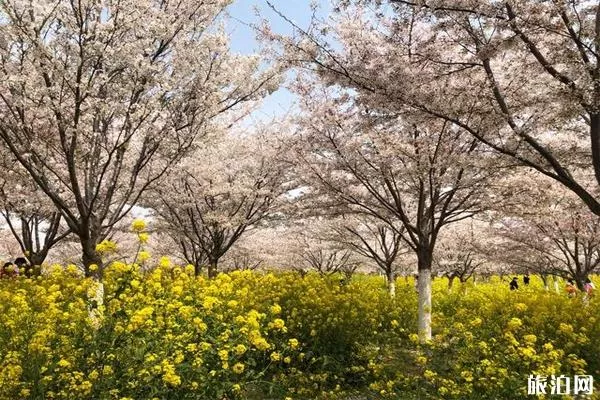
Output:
0,262,18,279
565,279,577,298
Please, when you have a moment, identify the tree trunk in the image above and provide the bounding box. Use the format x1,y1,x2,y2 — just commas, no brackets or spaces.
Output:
27,252,46,277
417,248,433,342
194,262,202,277
553,275,560,293
447,275,455,290
574,274,586,291
386,270,396,297
29,252,46,268
207,260,218,279
540,274,549,290
82,238,102,279
417,269,432,342
459,276,469,294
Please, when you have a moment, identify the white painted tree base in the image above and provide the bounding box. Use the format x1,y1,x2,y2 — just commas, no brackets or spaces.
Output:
418,270,432,342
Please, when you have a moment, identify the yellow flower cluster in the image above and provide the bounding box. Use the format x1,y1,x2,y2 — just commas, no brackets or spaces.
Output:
131,219,147,233
391,276,600,399
0,268,597,399
0,266,308,399
95,239,118,254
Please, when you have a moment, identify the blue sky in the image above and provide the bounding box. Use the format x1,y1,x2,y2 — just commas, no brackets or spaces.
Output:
225,0,331,121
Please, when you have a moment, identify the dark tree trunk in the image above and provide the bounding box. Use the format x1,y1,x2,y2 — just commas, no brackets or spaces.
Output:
447,275,455,289
82,238,102,279
574,274,587,291
28,252,45,267
194,262,202,277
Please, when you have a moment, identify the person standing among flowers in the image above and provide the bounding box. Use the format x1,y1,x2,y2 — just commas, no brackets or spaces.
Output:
565,279,578,298
0,262,18,278
14,257,32,278
510,277,519,290
583,278,595,298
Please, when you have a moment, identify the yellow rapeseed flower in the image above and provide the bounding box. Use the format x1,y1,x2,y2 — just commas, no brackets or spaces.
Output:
218,350,229,361
523,334,537,344
506,317,523,331
234,344,247,356
232,362,245,374
138,232,150,244
131,219,146,233
270,304,282,314
270,318,286,330
159,256,171,268
136,250,150,264
96,239,118,254
161,361,181,386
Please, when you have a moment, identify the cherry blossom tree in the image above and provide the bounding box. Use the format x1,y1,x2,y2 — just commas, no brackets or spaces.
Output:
299,244,358,277
214,225,291,271
0,0,279,275
486,223,559,288
214,221,358,276
220,248,264,273
151,132,291,278
433,219,488,290
221,215,365,278
290,83,495,340
0,155,71,267
326,215,408,296
0,227,23,262
267,0,600,216
488,172,600,289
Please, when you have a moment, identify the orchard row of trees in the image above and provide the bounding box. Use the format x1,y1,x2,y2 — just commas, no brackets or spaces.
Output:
1,0,600,340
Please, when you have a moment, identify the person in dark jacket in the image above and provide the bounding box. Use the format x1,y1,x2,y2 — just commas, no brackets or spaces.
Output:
14,257,32,277
510,277,519,290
